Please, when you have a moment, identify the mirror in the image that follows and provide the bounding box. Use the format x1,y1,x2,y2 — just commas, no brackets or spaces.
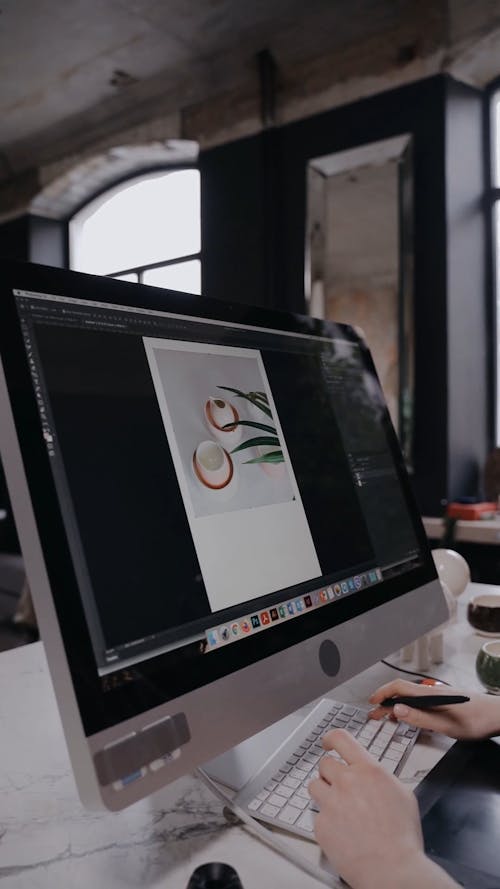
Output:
305,135,414,464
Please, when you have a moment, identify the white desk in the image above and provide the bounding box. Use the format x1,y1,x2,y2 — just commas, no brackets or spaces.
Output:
0,584,492,889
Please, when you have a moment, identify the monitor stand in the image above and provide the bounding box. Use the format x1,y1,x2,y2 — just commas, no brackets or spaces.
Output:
202,699,319,791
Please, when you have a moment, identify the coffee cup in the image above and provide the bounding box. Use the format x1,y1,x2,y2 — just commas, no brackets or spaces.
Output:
467,594,500,635
476,640,500,694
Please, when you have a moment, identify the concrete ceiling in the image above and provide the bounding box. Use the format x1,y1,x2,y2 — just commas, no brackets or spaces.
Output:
1,0,359,169
2,0,500,194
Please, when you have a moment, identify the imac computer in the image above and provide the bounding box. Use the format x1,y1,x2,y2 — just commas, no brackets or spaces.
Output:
0,260,448,813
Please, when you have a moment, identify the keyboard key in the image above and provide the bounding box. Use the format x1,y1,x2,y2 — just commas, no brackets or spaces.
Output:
306,732,320,741
289,794,309,810
383,748,400,761
278,763,292,774
274,784,294,799
360,726,378,740
296,759,314,773
296,785,311,799
387,742,406,756
346,722,361,734
260,803,280,818
264,779,278,792
342,706,356,716
380,722,398,738
303,753,320,765
286,754,299,765
380,758,399,774
257,789,269,801
283,776,300,789
248,798,261,811
290,767,309,781
297,810,316,832
278,804,301,825
267,793,287,808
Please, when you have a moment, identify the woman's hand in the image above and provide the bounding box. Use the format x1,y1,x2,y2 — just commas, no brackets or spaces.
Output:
368,679,500,740
309,729,457,889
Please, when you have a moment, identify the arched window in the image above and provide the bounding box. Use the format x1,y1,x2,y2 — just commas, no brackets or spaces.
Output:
69,168,201,294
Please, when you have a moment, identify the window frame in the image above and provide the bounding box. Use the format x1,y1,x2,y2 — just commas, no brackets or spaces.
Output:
485,79,500,445
68,164,201,292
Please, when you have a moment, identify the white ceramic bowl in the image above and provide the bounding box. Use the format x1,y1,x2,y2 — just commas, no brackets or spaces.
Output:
204,397,242,448
193,440,233,489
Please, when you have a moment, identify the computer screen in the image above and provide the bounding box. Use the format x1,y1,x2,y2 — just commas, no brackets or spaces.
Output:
0,261,447,810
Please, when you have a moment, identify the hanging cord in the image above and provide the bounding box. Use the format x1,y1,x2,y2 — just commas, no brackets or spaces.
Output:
380,659,451,686
195,766,342,888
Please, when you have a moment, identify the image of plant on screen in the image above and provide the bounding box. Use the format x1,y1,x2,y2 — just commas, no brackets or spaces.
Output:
145,343,295,517
217,386,285,470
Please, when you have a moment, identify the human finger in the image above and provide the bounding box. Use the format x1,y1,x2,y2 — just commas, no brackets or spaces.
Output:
369,679,424,705
389,701,463,734
321,728,372,764
318,751,352,785
308,775,331,805
368,704,397,720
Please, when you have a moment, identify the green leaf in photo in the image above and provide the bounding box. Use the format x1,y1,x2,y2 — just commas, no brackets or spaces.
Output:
243,450,284,465
217,385,272,418
231,435,280,454
222,419,276,434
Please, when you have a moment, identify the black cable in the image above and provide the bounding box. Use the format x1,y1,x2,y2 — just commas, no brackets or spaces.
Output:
380,658,451,686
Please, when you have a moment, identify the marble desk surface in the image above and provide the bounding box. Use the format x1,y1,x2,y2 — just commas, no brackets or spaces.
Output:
0,583,492,889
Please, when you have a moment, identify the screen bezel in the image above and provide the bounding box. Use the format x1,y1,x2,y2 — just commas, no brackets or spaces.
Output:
0,260,437,737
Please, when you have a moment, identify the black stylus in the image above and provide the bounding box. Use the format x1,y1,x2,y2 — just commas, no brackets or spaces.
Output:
380,694,470,709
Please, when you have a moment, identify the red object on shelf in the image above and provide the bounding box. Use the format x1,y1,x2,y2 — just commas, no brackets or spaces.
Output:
446,502,497,520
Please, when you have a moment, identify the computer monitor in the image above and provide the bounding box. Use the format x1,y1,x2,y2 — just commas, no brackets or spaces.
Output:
0,260,448,811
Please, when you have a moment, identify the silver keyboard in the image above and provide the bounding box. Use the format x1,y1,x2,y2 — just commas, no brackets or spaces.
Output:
235,697,419,840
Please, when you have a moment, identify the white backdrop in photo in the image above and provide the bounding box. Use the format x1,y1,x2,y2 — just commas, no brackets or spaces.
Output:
144,338,321,612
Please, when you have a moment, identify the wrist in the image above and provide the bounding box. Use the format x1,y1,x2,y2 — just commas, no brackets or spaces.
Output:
478,695,500,739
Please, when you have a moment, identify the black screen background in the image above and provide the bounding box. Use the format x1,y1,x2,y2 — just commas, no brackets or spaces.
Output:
262,351,373,570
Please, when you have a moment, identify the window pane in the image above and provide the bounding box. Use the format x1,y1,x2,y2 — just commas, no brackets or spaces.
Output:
71,169,200,275
143,260,201,295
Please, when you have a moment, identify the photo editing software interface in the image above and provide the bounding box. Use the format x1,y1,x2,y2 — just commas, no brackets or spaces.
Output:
16,287,424,686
